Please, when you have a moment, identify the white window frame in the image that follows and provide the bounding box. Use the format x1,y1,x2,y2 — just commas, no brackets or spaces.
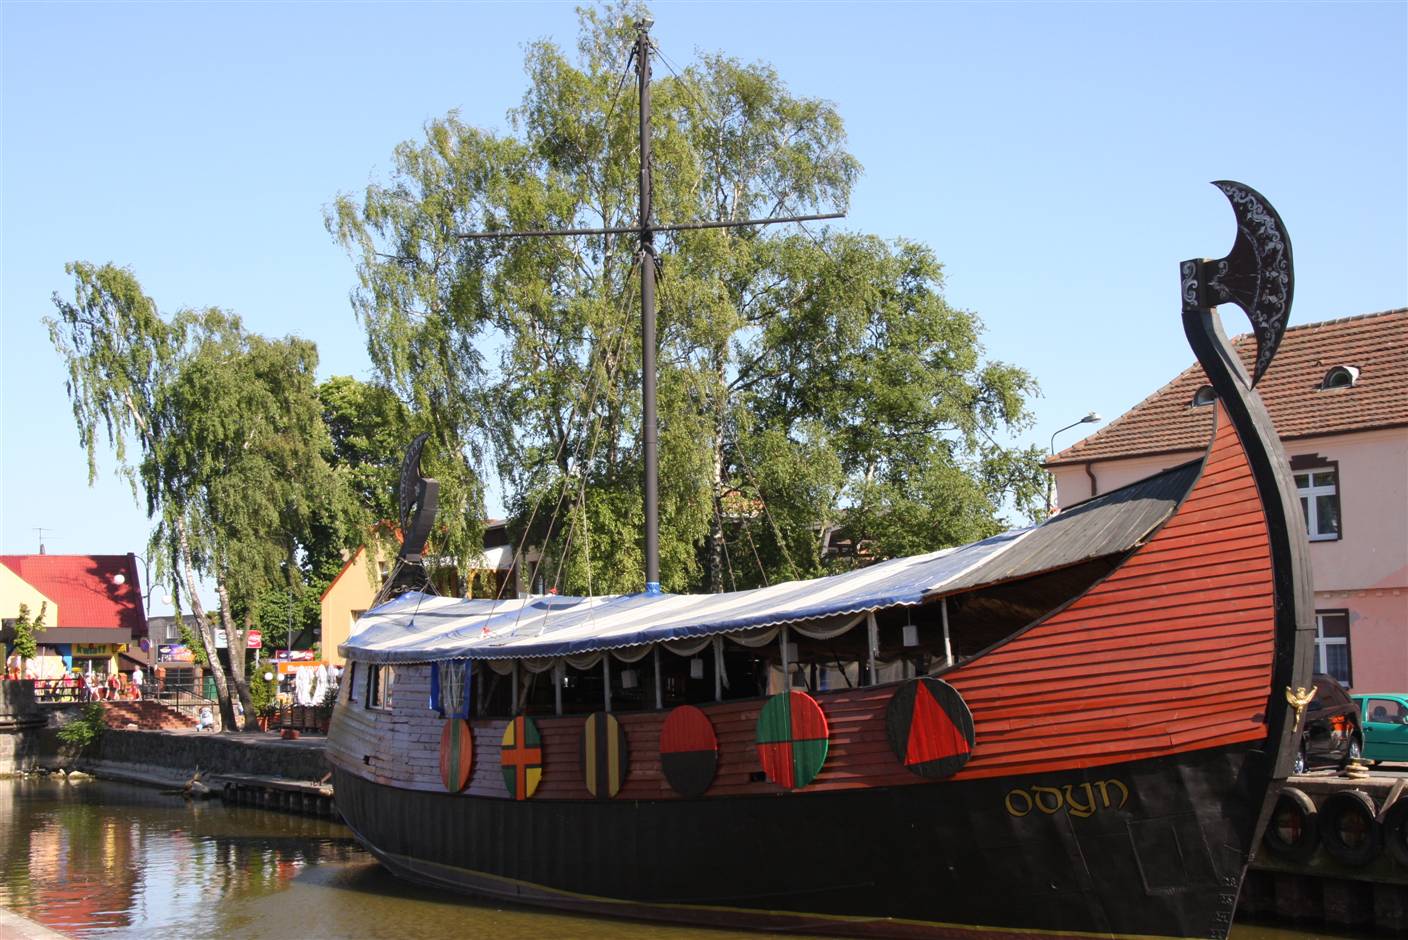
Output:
1314,611,1351,686
367,664,395,711
1295,468,1340,541
442,661,465,715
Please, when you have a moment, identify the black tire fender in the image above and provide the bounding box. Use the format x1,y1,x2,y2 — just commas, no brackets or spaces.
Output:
1319,789,1381,866
1382,795,1408,868
1263,787,1319,862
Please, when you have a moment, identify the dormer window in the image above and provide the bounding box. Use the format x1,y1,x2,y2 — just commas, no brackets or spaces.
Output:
1191,385,1217,407
1321,365,1360,390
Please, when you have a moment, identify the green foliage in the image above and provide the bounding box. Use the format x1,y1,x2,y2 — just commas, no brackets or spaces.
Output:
47,264,358,611
330,5,1044,593
57,702,106,749
10,602,47,661
248,586,322,652
46,263,362,727
174,612,209,668
248,669,278,716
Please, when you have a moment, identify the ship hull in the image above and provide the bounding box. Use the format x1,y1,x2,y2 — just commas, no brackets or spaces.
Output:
334,739,1260,939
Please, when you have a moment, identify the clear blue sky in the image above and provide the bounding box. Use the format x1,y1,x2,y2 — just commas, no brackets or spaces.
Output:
3,1,1404,613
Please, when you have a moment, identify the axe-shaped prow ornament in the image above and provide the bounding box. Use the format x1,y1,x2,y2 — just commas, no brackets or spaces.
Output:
396,431,439,560
1180,181,1295,387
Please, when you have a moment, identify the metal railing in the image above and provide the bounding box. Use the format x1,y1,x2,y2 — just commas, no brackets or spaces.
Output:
27,677,215,717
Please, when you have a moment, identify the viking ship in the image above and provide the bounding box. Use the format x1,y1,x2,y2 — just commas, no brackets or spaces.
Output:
327,174,1311,939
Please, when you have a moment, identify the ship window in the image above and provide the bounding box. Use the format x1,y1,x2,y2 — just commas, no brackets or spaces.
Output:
1321,365,1359,390
366,664,395,710
767,620,867,694
346,662,357,702
477,662,516,717
1294,466,1341,541
1191,385,1216,407
1314,611,1352,686
437,661,467,716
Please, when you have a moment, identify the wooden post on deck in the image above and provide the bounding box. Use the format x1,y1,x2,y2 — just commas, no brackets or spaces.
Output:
603,656,612,712
941,598,954,667
653,645,663,709
866,612,879,685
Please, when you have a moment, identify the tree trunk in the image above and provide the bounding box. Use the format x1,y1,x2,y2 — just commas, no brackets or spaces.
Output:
218,582,255,731
174,517,238,732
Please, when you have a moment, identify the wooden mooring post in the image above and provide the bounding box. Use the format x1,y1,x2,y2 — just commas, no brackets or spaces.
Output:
217,773,337,820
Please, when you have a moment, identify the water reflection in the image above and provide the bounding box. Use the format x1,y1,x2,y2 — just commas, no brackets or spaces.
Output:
0,778,1363,939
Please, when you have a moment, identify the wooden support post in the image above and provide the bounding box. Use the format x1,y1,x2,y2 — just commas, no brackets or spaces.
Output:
603,656,612,712
554,661,564,716
713,637,723,702
866,612,879,686
653,645,663,710
781,625,791,691
941,597,954,667
510,662,518,713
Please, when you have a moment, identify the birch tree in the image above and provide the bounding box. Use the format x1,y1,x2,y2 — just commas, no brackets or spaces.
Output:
47,263,355,729
330,5,1044,594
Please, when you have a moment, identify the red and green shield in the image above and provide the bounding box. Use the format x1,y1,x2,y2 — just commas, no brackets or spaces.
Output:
500,715,543,800
580,711,630,799
755,690,829,789
660,704,718,799
439,718,474,792
885,677,975,779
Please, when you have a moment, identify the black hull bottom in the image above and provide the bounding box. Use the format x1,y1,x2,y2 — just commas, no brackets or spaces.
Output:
333,742,1270,939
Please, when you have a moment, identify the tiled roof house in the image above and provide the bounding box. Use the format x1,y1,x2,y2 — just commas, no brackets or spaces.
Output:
1047,309,1407,693
0,553,149,676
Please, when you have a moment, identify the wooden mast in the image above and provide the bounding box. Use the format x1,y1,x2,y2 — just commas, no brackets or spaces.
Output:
460,19,844,594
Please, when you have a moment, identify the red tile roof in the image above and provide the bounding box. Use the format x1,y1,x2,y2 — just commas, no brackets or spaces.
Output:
0,554,148,637
1048,309,1408,466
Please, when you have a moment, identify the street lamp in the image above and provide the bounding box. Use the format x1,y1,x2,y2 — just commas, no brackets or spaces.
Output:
111,554,173,613
1046,412,1102,514
112,555,172,675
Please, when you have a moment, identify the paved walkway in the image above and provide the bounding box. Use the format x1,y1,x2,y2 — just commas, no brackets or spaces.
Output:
0,906,74,940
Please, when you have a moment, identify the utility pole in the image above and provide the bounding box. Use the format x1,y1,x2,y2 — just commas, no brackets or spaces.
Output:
460,18,843,595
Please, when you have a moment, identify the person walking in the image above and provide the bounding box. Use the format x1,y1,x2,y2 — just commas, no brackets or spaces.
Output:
131,665,144,700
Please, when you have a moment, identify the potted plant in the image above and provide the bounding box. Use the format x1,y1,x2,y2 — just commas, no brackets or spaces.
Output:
314,683,338,734
249,670,279,732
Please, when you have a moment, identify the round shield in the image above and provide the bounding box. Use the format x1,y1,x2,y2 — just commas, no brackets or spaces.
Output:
439,718,474,792
885,677,975,779
581,711,630,799
500,714,543,800
660,705,718,799
755,690,829,789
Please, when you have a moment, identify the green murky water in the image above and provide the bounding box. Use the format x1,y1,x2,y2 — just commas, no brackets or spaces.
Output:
0,778,1357,939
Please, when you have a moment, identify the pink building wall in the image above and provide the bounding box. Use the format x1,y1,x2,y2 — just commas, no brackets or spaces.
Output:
1052,426,1407,693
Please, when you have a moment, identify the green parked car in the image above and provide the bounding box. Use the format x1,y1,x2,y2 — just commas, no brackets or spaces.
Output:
1351,693,1408,764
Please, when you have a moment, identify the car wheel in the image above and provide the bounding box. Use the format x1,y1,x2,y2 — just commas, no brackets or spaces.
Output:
1293,744,1308,775
1341,730,1363,769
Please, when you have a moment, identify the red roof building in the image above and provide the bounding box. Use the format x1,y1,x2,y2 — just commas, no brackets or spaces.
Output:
1,553,149,672
1046,309,1407,693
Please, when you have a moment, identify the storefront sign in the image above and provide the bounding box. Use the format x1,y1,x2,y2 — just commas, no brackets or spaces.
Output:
247,629,262,649
158,644,197,663
74,643,116,657
274,649,316,662
214,629,229,649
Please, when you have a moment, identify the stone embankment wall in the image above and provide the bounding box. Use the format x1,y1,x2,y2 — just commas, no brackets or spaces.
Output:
75,729,331,780
0,680,44,774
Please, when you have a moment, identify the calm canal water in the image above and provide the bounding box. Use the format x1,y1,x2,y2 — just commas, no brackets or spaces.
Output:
0,777,1358,939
